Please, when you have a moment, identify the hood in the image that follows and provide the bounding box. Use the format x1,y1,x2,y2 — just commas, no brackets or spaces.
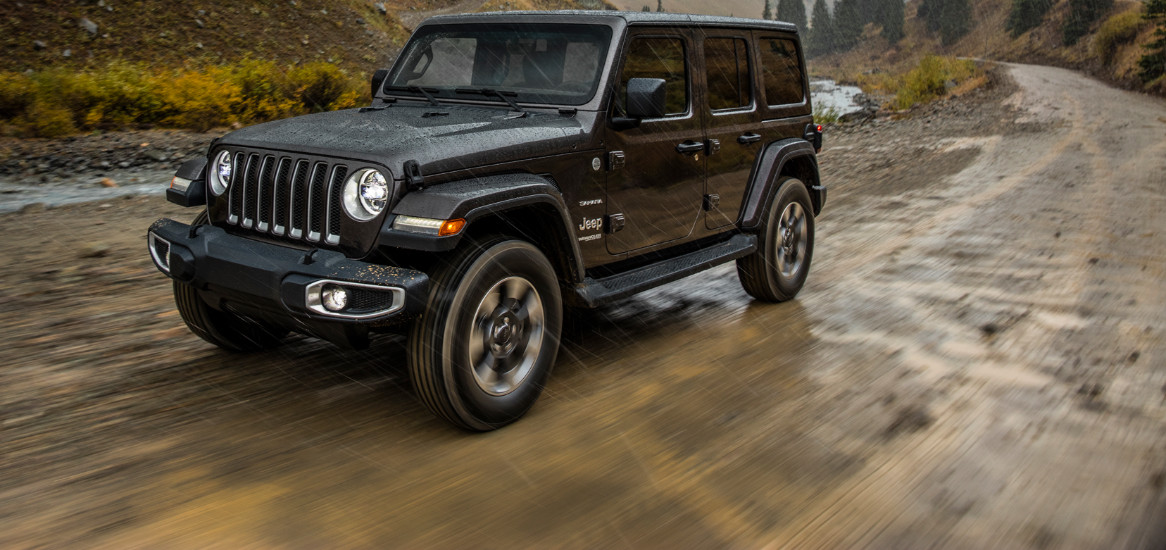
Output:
218,103,587,180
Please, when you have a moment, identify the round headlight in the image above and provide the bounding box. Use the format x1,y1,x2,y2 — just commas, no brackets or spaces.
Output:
343,168,389,221
210,150,232,196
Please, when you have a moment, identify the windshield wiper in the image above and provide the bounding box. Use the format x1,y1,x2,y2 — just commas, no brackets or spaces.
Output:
455,87,526,115
384,85,443,106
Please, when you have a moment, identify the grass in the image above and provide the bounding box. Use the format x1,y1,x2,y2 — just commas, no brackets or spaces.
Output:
0,60,368,137
814,105,841,124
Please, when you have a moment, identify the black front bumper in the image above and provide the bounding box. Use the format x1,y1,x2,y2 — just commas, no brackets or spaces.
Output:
148,218,429,344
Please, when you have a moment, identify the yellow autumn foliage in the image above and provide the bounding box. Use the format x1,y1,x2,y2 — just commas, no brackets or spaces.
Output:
0,60,368,137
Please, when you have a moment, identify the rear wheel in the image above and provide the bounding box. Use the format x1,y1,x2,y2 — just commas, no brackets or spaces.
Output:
408,237,562,431
172,212,286,352
737,177,815,302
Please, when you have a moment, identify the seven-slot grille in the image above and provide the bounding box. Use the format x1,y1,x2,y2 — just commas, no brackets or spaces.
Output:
223,151,349,246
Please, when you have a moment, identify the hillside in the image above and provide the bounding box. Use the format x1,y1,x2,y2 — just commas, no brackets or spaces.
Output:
805,0,1161,94
606,0,769,17
0,0,605,73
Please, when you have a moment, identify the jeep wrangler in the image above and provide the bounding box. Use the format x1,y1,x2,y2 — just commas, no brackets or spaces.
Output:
148,11,825,430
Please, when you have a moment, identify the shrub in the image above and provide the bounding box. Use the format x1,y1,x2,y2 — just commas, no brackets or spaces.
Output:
1094,11,1145,63
0,72,36,120
158,67,243,132
894,56,979,110
0,60,368,137
287,62,362,113
21,100,77,138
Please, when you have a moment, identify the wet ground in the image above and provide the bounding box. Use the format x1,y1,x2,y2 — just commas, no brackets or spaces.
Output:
1,63,1164,548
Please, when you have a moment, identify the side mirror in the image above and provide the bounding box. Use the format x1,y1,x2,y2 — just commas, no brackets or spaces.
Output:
371,68,389,98
626,77,667,119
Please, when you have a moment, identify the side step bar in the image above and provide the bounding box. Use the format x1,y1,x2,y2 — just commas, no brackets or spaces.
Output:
574,233,758,308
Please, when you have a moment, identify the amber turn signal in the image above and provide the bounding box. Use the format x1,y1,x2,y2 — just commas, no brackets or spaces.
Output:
438,218,466,236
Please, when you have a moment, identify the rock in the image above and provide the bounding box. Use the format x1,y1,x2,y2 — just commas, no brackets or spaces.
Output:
194,18,204,28
143,150,168,162
20,203,47,215
79,17,98,36
197,9,206,16
839,108,877,124
33,40,47,50
79,244,111,259
355,17,365,25
99,177,118,188
62,49,71,58
375,3,387,14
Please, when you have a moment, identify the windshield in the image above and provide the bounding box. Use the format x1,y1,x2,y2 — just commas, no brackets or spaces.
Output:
386,23,613,106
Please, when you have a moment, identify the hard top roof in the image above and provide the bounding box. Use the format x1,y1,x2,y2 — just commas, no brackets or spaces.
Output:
421,10,799,34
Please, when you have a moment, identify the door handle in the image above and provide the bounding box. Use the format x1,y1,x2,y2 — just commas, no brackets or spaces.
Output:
676,141,704,154
738,133,762,145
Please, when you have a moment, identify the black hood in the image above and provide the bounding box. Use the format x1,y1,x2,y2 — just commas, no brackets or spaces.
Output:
217,103,587,179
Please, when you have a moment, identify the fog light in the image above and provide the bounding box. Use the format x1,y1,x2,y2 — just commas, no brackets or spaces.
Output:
321,284,349,312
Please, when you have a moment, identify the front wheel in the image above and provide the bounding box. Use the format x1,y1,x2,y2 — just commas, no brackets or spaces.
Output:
408,237,563,431
737,177,815,302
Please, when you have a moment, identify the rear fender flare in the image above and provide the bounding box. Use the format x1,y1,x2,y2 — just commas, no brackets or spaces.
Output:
738,139,820,230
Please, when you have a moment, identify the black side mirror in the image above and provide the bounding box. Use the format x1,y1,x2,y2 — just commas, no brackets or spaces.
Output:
371,69,389,98
626,77,666,119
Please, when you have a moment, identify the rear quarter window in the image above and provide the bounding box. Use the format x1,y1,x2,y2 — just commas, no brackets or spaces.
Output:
758,37,805,107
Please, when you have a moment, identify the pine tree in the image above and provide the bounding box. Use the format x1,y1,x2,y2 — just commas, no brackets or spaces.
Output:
1006,0,1054,37
657,0,664,12
807,0,835,56
939,0,972,44
918,0,943,33
764,0,773,20
875,0,905,42
776,0,807,30
1063,0,1113,45
832,0,863,50
1140,0,1166,83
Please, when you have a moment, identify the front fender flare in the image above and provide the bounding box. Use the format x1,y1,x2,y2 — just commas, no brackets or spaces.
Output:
377,173,584,282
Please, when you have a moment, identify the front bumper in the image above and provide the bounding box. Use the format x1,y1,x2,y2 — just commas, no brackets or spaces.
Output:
147,218,428,341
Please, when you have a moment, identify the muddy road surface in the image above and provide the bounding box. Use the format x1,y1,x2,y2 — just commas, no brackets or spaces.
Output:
2,63,1164,548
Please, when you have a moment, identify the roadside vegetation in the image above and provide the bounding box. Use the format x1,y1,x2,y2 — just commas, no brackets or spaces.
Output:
771,0,1166,97
0,61,366,138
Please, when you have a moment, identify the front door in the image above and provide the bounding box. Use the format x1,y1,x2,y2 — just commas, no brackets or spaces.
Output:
604,30,705,255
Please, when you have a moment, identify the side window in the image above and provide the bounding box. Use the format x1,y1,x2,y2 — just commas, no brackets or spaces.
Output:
704,37,752,111
617,36,688,117
758,37,805,106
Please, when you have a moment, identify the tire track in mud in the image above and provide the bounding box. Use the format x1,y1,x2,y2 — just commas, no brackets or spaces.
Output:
767,63,1166,548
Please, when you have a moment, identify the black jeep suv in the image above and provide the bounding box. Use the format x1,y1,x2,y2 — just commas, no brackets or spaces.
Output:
148,11,825,430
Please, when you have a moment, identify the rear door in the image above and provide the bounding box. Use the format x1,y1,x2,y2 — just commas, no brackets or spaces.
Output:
699,32,764,230
604,28,705,255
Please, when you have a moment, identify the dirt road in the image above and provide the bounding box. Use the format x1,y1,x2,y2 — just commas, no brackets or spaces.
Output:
1,63,1163,548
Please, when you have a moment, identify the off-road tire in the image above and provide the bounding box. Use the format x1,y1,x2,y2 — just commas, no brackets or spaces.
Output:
408,237,563,431
172,212,286,352
737,177,815,302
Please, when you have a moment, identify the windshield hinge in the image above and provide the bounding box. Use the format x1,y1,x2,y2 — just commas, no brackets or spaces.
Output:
403,160,425,191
